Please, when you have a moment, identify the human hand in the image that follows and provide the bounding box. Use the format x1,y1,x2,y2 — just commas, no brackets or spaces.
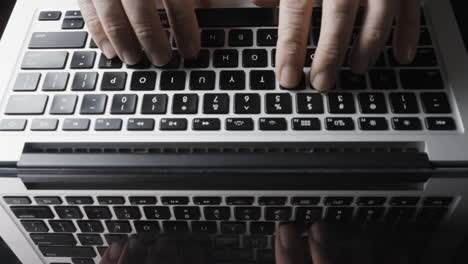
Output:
253,0,421,91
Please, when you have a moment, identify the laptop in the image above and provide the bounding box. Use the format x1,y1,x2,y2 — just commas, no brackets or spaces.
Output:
1,0,468,263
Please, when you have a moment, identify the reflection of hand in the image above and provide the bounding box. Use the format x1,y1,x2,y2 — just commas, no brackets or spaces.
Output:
253,0,421,91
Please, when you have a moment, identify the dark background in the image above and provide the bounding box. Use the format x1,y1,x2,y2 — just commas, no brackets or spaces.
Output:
0,0,467,263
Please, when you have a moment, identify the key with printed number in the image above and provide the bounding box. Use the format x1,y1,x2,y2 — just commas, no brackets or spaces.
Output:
328,93,356,114
111,94,137,114
141,94,168,114
127,119,155,131
235,94,260,114
193,118,221,131
358,93,387,114
390,93,419,114
172,94,198,114
266,94,292,114
297,93,324,114
95,119,122,131
204,94,229,114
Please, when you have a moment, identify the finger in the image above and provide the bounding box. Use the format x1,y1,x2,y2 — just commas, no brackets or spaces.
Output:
163,0,200,58
116,241,130,264
275,224,306,264
92,0,142,65
121,0,172,66
276,0,314,89
350,0,397,73
195,0,213,8
308,223,334,264
393,0,421,64
310,0,360,92
78,0,116,59
99,241,125,264
252,0,280,7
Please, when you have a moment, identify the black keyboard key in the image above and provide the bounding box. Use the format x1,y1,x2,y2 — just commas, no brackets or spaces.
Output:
386,207,416,226
266,94,292,114
22,51,68,70
296,207,323,223
95,118,123,131
215,236,239,248
114,207,141,220
144,207,171,219
243,49,268,68
202,30,225,47
29,32,87,49
11,206,54,219
62,119,90,131
184,49,210,68
13,72,41,91
369,69,398,90
161,197,189,205
325,207,354,223
97,247,108,257
21,220,49,232
426,117,456,131
359,117,389,131
416,207,448,228
106,221,132,233
172,94,198,114
30,119,58,131
101,72,127,91
292,118,321,131
174,206,201,220
419,27,432,45
259,197,287,206
110,94,137,114
104,234,128,245
31,234,76,246
80,95,107,114
129,197,157,205
213,50,239,68
259,118,287,131
257,29,278,46
66,197,93,205
356,207,384,224
39,11,61,21
192,221,217,234
389,48,438,67
235,94,260,114
84,207,112,219
160,118,188,131
297,93,324,114
265,207,292,221
324,197,353,206
203,93,229,114
70,51,96,69
357,197,386,206
128,118,155,131
229,29,253,47
400,69,444,90
5,95,48,115
158,51,181,69
43,72,69,91
98,54,123,69
71,72,98,91
62,18,85,30
55,206,83,219
163,221,189,233
421,92,451,113
39,246,96,258
220,71,245,90
226,197,254,205
4,197,31,205
390,93,419,114
193,197,222,205
235,207,261,221
390,197,420,206
160,71,186,90
0,119,26,131
65,10,82,17
35,197,62,205
423,197,453,206
130,71,156,91
250,222,275,235
221,222,246,234
244,236,268,249
77,234,103,246
226,118,254,131
193,118,221,131
292,197,320,206
392,117,422,131
49,220,77,233
134,221,160,233
190,71,216,90
358,93,387,114
141,94,168,114
325,117,355,131
204,207,230,220
328,93,356,114
250,70,275,90
98,197,125,205
340,71,367,90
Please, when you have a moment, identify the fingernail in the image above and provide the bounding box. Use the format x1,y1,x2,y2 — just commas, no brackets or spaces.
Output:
101,41,116,59
280,64,302,89
311,71,333,92
150,50,172,67
279,225,301,250
122,50,141,65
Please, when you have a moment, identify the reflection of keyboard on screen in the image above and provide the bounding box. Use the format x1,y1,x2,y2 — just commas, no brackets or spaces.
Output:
0,8,457,133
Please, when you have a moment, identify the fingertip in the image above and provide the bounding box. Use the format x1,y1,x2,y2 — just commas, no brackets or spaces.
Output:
100,40,117,59
278,64,303,89
310,71,335,92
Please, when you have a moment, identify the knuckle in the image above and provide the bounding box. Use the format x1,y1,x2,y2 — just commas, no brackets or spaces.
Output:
317,41,343,65
132,22,156,41
104,19,129,38
84,16,102,32
170,12,194,28
363,27,387,44
283,0,312,11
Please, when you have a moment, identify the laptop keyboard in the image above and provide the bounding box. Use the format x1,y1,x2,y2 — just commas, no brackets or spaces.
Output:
0,8,458,133
2,194,454,263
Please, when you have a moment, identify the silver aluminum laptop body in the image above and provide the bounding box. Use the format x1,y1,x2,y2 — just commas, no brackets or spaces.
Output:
0,0,468,263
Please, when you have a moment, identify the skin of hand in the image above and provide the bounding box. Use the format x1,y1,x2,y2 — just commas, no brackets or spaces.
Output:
253,0,421,91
